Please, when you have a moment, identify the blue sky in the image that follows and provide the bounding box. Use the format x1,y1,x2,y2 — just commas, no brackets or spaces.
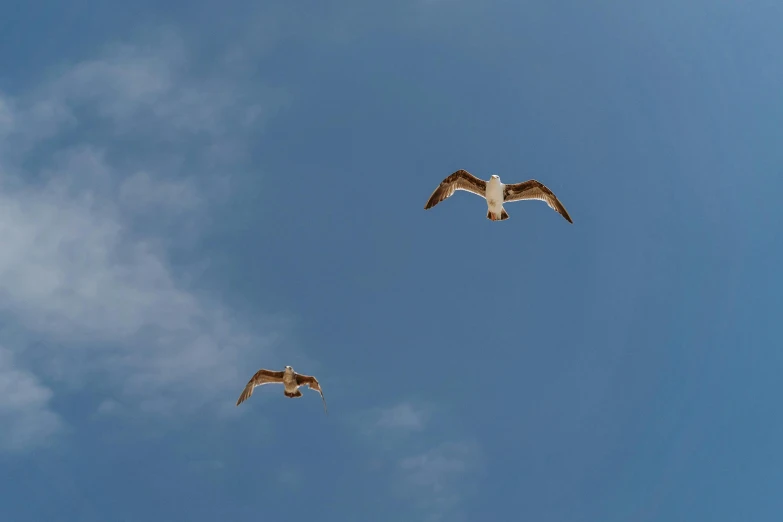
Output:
1,1,782,520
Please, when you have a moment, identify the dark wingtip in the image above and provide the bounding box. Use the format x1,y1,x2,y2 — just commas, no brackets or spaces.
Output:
236,386,250,406
424,184,447,210
558,204,573,224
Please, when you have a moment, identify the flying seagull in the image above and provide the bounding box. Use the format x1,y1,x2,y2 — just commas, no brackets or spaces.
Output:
236,365,328,414
424,169,573,223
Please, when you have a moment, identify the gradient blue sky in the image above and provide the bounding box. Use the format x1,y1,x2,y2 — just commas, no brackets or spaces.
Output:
1,1,782,521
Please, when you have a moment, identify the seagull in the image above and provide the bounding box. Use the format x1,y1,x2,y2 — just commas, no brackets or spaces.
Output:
424,169,573,223
236,365,328,414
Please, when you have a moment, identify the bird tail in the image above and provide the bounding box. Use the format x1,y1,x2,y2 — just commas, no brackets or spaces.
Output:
284,390,303,398
487,208,510,221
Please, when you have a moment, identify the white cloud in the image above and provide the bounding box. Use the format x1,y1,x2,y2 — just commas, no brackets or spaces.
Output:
355,401,480,520
0,29,292,451
375,402,429,431
95,399,121,416
397,441,481,521
0,348,63,452
353,402,431,450
0,164,196,342
399,441,474,491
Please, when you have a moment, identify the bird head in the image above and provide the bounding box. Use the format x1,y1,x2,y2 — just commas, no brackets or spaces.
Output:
284,365,293,371
490,174,500,180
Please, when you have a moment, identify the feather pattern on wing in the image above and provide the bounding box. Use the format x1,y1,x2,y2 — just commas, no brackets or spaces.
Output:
503,179,573,223
236,369,285,406
424,170,487,210
295,373,328,415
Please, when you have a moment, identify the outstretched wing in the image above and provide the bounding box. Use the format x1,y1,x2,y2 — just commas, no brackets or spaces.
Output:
424,170,487,210
236,369,285,406
503,180,573,223
295,373,328,415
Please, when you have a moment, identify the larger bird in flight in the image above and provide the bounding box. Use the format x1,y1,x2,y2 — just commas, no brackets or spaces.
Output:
424,169,573,223
236,365,328,414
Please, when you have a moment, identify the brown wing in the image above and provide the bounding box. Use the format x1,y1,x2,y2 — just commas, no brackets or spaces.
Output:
424,170,487,210
503,180,573,223
236,369,285,406
294,373,328,415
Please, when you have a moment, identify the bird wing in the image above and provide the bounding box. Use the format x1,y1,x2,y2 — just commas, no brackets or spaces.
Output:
236,369,285,406
424,170,487,210
503,179,573,223
295,373,328,415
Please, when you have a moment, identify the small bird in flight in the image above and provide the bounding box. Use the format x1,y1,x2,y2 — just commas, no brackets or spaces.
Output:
236,365,328,414
424,169,573,223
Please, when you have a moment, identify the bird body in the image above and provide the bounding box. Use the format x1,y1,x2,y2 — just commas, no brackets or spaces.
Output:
282,366,298,395
424,169,572,223
484,175,506,220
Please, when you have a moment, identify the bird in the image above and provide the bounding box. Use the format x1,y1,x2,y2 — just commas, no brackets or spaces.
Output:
424,169,573,223
236,365,328,414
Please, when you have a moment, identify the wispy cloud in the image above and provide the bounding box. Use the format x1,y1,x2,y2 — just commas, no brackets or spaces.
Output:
356,401,480,520
397,441,481,521
352,401,432,453
0,348,63,452
0,29,292,451
366,401,430,433
375,402,429,431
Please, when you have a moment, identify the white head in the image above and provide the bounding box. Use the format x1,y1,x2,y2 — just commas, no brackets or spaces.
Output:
284,365,293,372
490,174,500,180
